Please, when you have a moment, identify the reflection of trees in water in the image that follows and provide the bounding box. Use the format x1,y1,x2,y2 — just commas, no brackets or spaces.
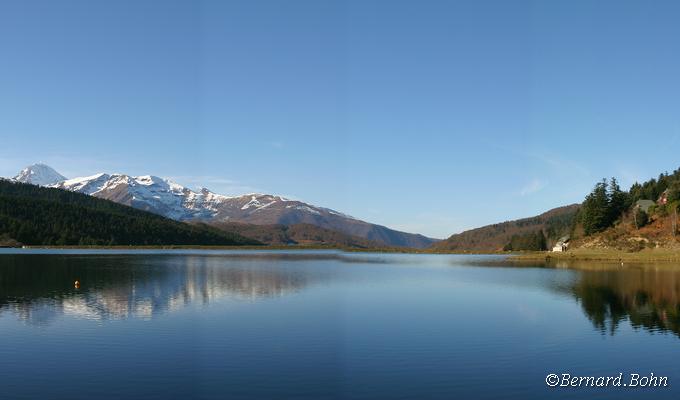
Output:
568,266,680,337
0,254,339,325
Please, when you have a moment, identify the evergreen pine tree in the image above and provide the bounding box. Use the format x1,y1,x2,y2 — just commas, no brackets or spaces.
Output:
607,177,628,226
581,179,610,235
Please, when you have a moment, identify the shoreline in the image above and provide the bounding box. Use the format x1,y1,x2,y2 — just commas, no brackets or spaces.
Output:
509,249,680,263
6,245,680,263
6,244,424,253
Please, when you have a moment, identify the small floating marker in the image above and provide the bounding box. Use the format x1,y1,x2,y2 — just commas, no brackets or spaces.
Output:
74,280,80,289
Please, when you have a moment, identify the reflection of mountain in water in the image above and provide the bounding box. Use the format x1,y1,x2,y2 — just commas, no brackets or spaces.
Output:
565,265,680,337
0,253,345,325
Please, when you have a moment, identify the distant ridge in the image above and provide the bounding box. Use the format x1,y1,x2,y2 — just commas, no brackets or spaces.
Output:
431,204,579,252
210,222,383,248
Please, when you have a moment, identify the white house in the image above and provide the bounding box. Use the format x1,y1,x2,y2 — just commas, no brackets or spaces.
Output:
552,235,570,252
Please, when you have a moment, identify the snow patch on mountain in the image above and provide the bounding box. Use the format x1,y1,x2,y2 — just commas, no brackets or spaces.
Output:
14,163,67,186
56,173,112,194
10,164,356,223
241,195,279,211
7,163,437,248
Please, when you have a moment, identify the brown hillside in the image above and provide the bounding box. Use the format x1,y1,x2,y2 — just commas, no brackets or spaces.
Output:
432,204,579,252
210,222,382,248
573,212,680,252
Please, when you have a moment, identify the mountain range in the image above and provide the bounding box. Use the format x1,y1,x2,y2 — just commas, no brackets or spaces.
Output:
0,179,258,247
11,164,437,248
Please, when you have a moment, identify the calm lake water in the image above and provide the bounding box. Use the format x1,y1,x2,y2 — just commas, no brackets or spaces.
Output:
1,249,680,399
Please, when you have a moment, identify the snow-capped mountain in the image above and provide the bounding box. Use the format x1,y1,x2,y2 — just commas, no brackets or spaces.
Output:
51,173,326,222
52,173,231,220
10,164,437,248
14,163,66,186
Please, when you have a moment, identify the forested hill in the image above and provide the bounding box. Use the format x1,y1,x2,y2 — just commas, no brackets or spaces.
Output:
0,180,260,247
564,170,680,251
431,204,579,252
210,221,383,248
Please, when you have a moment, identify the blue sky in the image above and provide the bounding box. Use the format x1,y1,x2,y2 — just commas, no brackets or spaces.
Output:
2,0,680,238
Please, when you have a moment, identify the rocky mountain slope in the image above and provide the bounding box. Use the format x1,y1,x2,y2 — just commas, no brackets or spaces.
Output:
14,163,66,186
210,222,382,248
0,180,259,246
12,164,436,248
432,204,579,252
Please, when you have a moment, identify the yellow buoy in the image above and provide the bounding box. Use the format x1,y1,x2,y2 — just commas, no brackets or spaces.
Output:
74,280,80,289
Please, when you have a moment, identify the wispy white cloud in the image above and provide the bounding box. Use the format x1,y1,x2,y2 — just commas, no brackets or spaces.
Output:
167,175,261,196
519,178,547,196
169,175,238,186
475,138,591,178
265,140,284,149
522,150,591,178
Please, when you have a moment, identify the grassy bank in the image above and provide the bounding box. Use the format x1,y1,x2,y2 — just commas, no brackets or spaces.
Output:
511,248,680,263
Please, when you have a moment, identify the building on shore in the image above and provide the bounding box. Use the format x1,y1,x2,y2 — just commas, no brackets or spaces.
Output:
552,235,570,252
635,199,655,213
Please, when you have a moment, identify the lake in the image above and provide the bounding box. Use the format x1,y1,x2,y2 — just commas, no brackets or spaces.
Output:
1,249,679,399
